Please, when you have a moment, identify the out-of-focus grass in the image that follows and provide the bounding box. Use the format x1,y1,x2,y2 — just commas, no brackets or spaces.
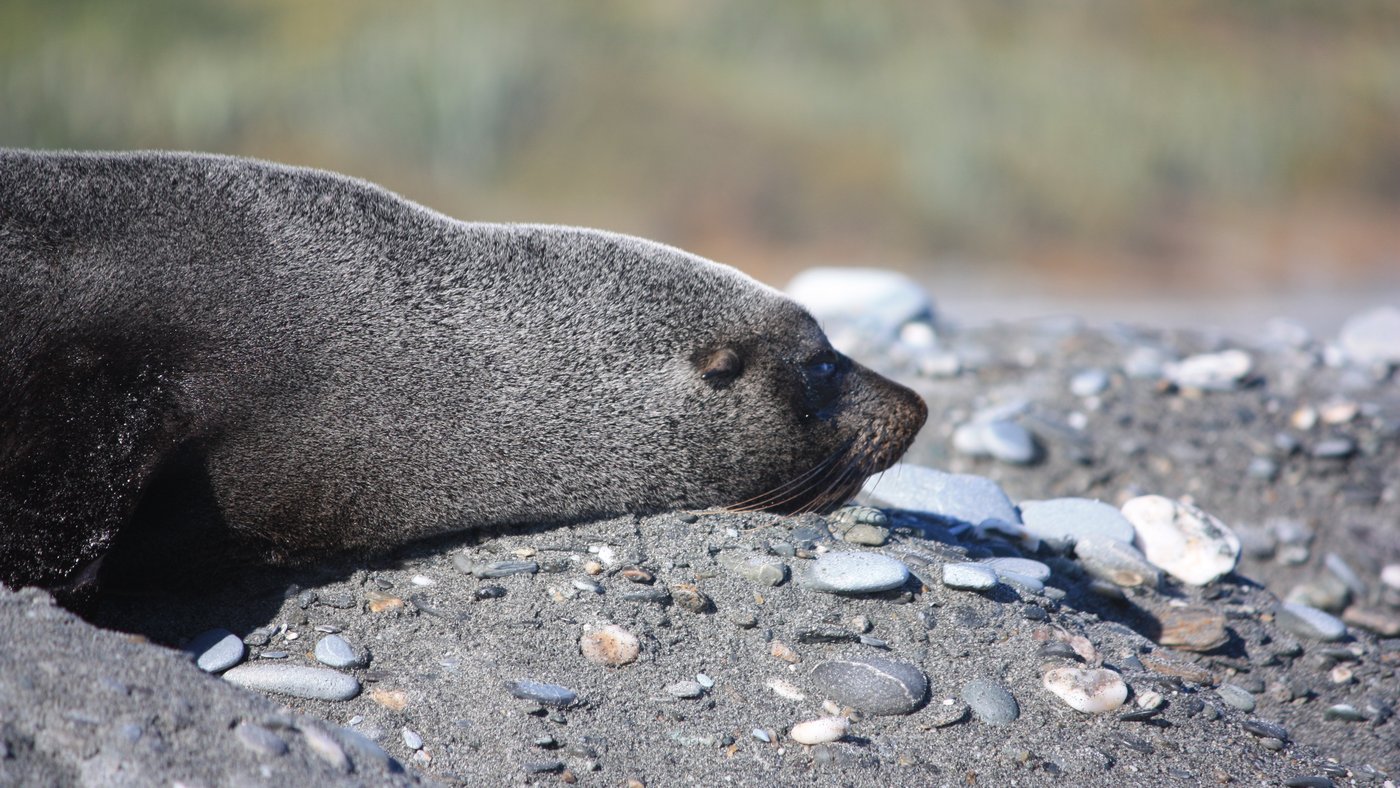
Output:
3,0,1398,286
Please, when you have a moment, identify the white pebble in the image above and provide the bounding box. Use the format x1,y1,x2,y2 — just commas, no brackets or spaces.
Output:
1122,495,1240,586
789,716,849,745
1042,667,1128,713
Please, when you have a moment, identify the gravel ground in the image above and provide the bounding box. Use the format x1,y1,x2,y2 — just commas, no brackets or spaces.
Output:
3,291,1398,787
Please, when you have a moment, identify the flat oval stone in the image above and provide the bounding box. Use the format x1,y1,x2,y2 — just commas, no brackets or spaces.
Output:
789,717,849,745
1122,495,1240,586
1020,498,1136,547
962,678,1019,725
314,634,368,669
1217,683,1256,712
222,664,360,701
804,552,909,594
1164,349,1252,391
860,464,1019,528
506,679,578,707
942,562,999,591
1042,667,1128,713
811,657,928,715
186,628,245,673
981,557,1051,582
1275,602,1348,642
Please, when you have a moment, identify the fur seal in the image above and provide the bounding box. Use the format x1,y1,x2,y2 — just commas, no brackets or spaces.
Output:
0,150,927,596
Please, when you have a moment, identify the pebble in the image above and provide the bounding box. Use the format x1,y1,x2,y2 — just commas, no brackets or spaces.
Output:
579,624,640,667
1041,667,1128,713
1274,602,1348,642
789,717,849,745
300,725,350,771
222,664,361,701
953,419,1038,465
1155,606,1230,652
981,557,1051,582
1242,719,1289,742
234,721,288,757
506,680,578,707
1019,498,1136,547
1123,346,1172,379
860,464,1020,528
941,562,999,591
1070,368,1110,397
810,656,928,715
402,728,424,750
314,634,369,669
1323,704,1367,722
665,680,705,699
472,560,539,578
1380,564,1400,591
1164,348,1252,391
670,583,714,613
1121,495,1240,586
962,678,1019,725
1338,305,1400,365
1216,683,1256,712
1311,436,1356,459
996,571,1044,594
737,557,789,587
751,728,771,743
803,552,909,594
843,523,890,546
1341,606,1400,636
186,629,245,673
1074,538,1161,588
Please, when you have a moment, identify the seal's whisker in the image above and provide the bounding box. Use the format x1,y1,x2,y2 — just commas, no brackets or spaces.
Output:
714,440,854,513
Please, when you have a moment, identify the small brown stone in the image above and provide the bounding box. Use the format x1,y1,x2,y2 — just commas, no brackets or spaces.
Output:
579,624,641,667
771,640,801,664
1140,651,1216,686
366,593,405,614
1155,606,1229,652
620,566,655,584
368,688,409,711
1341,606,1400,636
670,583,714,614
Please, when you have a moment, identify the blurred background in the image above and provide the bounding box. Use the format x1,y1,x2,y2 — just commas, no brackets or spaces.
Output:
4,0,1399,333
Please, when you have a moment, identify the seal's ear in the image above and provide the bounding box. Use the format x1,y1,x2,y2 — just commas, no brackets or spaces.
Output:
698,348,743,387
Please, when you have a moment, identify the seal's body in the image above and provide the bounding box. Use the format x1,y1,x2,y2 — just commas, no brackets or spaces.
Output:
0,151,926,594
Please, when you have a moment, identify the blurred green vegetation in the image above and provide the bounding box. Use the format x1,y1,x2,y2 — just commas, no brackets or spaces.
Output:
3,0,1399,289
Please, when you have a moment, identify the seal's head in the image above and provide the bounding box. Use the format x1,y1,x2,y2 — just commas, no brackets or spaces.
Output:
449,228,928,523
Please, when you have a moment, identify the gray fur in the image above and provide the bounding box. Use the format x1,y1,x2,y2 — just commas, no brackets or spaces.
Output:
0,150,926,593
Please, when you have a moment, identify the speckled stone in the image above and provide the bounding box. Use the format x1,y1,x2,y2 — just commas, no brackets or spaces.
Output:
222,664,360,701
811,657,928,715
962,678,1019,725
803,552,909,594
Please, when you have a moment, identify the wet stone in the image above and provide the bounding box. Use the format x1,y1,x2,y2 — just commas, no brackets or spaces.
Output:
507,680,577,707
803,552,909,595
186,629,245,674
962,678,1020,726
811,656,928,715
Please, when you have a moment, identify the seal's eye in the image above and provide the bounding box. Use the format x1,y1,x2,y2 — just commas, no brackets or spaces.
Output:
804,350,840,380
699,348,743,387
